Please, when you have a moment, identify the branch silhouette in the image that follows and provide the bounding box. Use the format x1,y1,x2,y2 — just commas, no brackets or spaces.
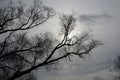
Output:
0,0,102,80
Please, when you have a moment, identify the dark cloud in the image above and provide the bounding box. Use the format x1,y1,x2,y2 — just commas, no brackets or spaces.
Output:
79,14,111,24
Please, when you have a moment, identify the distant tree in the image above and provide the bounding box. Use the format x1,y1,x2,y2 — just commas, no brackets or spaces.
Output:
114,55,120,80
0,0,102,80
114,56,120,72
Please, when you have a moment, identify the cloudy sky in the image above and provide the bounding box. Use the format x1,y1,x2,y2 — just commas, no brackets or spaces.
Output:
39,0,120,80
0,0,120,80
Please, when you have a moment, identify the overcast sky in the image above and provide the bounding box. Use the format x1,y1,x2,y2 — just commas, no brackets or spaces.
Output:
38,0,120,80
0,0,120,80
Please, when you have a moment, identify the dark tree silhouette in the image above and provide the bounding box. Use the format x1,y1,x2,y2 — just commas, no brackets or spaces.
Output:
0,0,102,80
114,56,120,71
114,55,120,80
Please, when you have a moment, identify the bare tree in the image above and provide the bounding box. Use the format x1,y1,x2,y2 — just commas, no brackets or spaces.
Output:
0,0,102,80
0,0,54,80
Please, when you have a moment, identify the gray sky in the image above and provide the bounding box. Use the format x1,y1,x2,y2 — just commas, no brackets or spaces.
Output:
0,0,120,80
38,0,120,80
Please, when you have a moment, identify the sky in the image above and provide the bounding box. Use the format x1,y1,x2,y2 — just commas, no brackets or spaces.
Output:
0,0,120,80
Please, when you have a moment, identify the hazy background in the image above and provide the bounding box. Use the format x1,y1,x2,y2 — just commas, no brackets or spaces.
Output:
0,0,120,80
